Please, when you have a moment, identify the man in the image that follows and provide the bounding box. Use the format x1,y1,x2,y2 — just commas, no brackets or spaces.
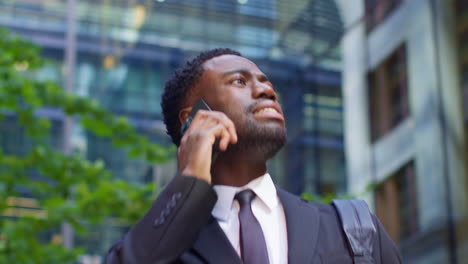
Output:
106,48,401,263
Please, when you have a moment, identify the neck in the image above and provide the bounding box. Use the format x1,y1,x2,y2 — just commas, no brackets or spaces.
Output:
211,150,267,187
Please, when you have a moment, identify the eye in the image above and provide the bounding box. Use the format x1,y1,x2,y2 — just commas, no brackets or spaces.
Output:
232,78,246,86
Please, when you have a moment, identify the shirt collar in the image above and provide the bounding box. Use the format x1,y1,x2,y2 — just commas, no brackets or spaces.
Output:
212,173,278,222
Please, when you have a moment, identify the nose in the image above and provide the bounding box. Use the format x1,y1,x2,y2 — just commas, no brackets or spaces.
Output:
252,81,277,101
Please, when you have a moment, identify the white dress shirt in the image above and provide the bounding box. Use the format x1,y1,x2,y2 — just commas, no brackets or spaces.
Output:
212,173,288,264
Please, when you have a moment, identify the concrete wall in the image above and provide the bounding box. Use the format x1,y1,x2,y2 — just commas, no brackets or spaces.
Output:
336,0,468,262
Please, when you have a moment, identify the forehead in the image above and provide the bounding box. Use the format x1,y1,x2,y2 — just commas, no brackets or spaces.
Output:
202,54,263,74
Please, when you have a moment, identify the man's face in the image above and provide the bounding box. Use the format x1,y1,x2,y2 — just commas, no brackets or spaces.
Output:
194,54,287,158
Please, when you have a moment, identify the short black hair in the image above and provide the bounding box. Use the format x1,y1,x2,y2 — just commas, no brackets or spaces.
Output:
161,48,242,146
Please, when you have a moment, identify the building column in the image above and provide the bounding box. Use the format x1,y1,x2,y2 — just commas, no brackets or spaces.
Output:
61,0,77,250
430,0,468,261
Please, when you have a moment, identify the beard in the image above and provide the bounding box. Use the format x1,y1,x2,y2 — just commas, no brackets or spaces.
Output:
228,116,287,160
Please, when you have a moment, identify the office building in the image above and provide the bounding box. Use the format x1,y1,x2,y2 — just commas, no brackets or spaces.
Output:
338,0,468,262
0,0,346,258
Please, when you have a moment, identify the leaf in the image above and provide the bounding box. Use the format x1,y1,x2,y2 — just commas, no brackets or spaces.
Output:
0,26,169,263
81,116,113,136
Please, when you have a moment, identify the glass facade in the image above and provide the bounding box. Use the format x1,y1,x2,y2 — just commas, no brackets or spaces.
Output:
301,68,345,194
0,0,346,259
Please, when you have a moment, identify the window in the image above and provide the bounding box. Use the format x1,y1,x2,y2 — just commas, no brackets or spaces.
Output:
303,83,343,140
303,146,346,196
455,0,468,84
76,56,164,117
0,118,63,156
368,44,409,142
365,0,403,32
454,0,468,180
375,162,418,243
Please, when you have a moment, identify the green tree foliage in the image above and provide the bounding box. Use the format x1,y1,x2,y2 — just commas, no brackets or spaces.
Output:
300,182,378,203
0,27,174,263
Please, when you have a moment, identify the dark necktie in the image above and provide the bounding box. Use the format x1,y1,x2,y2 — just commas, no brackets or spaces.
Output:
235,190,270,264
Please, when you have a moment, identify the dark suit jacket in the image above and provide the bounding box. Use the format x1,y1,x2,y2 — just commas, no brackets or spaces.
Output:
106,175,401,264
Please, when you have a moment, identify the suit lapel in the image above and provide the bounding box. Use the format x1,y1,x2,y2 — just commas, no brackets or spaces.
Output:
277,188,320,264
192,217,242,264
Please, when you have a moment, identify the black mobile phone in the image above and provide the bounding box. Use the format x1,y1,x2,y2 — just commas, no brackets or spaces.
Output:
180,99,220,162
181,99,211,135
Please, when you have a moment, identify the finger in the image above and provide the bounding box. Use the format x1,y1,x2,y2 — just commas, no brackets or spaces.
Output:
218,114,237,143
199,111,237,143
189,110,237,145
186,110,217,133
208,123,231,151
218,128,231,151
223,117,237,144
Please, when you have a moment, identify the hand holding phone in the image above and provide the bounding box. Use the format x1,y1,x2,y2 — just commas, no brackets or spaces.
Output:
177,98,237,182
180,99,221,163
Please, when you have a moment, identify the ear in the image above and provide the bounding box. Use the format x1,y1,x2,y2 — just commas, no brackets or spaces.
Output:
179,106,192,125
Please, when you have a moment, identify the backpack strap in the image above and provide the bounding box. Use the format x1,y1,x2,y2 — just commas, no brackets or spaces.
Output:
332,199,377,264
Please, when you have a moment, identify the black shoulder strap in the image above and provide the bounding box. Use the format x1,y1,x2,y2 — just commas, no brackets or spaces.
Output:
332,199,377,264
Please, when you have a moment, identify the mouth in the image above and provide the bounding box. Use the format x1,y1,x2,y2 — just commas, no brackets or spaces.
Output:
252,105,284,122
254,107,278,114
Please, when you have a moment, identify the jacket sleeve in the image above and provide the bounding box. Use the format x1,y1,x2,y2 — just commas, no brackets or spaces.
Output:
105,174,217,264
372,215,402,264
